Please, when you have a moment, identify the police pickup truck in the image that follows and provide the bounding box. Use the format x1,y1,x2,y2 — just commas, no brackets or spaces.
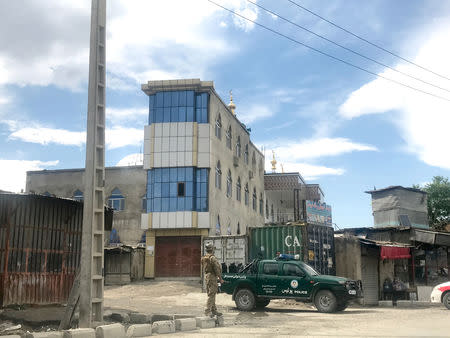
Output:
221,254,362,313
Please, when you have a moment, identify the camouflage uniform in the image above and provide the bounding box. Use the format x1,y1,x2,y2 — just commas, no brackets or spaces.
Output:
201,250,222,316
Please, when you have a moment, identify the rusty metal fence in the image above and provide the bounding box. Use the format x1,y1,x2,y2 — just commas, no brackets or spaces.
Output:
0,193,83,307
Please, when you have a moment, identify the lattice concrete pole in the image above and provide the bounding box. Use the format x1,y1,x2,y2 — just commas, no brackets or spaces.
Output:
79,0,106,328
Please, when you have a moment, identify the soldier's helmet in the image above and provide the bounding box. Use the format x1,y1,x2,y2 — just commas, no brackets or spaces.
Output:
205,243,214,252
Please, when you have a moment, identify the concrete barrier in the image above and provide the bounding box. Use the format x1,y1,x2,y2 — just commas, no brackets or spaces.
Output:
25,332,63,338
126,324,152,337
152,320,175,334
111,312,130,323
195,316,216,329
129,313,150,324
175,318,197,331
64,328,96,338
215,316,225,327
149,314,172,323
378,300,393,307
95,323,126,338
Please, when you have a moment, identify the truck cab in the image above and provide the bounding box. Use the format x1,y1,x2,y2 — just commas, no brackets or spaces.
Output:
221,255,362,313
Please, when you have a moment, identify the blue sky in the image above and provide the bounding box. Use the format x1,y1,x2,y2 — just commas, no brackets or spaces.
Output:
1,0,450,228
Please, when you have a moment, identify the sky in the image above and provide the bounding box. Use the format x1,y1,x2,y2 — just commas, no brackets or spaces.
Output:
1,0,450,228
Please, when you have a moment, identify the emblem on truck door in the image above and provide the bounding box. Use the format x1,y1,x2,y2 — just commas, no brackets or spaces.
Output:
290,280,299,288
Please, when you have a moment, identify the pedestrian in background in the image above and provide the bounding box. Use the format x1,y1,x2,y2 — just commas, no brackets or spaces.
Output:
201,243,224,317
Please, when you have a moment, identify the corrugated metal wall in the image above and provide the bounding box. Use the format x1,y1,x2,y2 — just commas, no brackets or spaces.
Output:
0,194,83,306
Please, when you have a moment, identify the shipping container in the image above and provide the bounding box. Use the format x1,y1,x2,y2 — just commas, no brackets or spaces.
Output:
202,235,247,272
249,224,335,275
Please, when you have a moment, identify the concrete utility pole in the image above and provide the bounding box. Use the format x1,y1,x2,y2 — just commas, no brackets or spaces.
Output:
79,0,106,327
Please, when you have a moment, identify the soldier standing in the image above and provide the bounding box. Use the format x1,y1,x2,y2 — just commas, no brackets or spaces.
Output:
201,243,224,317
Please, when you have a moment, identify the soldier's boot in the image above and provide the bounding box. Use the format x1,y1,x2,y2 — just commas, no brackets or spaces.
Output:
212,310,223,317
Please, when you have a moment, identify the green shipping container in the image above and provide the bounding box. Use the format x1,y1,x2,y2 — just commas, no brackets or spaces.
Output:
249,224,335,275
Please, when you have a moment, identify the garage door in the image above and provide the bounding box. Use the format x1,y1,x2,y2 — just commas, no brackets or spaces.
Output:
361,255,379,305
155,236,201,277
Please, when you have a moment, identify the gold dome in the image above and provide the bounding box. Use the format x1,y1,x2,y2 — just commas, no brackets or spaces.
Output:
228,90,236,115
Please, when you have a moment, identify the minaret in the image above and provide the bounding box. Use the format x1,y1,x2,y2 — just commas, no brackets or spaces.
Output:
228,90,236,116
271,150,277,173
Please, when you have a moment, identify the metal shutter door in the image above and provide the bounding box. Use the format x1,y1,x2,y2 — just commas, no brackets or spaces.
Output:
155,236,201,277
361,255,379,305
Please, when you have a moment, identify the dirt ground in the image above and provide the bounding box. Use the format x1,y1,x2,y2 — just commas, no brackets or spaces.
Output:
104,280,450,337
1,280,448,337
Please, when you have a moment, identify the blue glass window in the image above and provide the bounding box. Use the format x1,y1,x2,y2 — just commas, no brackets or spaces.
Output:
145,167,209,212
148,90,209,124
108,188,125,211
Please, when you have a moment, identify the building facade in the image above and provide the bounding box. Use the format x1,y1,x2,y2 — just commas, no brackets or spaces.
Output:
26,166,146,245
140,79,265,278
264,172,325,224
366,186,429,229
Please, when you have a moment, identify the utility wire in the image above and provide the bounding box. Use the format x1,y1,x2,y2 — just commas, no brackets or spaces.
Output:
246,0,450,94
207,0,450,103
286,0,450,82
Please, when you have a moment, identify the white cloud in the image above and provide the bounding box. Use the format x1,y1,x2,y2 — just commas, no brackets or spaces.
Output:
8,126,143,150
0,1,256,91
264,158,344,181
116,153,143,167
259,136,375,179
106,107,147,125
282,162,345,181
339,25,450,169
0,159,59,193
106,127,143,149
9,127,85,146
267,137,377,161
239,104,274,124
232,5,258,32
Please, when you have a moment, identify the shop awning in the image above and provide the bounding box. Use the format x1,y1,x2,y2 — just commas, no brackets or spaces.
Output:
380,246,411,260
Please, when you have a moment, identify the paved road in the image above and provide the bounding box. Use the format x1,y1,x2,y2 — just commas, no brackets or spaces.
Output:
104,280,450,337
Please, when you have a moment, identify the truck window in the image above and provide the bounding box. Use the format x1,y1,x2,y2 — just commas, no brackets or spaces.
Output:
263,263,278,275
282,263,304,277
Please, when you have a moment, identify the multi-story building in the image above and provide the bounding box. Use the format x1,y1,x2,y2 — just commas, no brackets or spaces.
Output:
26,79,334,279
140,79,265,277
264,172,325,224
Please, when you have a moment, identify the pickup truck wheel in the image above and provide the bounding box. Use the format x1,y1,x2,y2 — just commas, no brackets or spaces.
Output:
314,290,338,313
255,299,270,308
336,301,348,311
235,289,256,311
443,292,450,310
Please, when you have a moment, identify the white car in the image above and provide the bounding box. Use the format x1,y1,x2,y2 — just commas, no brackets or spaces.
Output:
430,281,450,309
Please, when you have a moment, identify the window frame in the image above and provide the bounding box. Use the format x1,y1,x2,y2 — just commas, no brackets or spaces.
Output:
244,184,249,206
226,125,232,149
215,161,222,189
226,170,232,198
215,114,222,139
236,136,241,157
236,177,241,201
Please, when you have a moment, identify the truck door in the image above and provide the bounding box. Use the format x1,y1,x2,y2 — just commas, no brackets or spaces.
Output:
280,263,312,298
256,262,281,297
